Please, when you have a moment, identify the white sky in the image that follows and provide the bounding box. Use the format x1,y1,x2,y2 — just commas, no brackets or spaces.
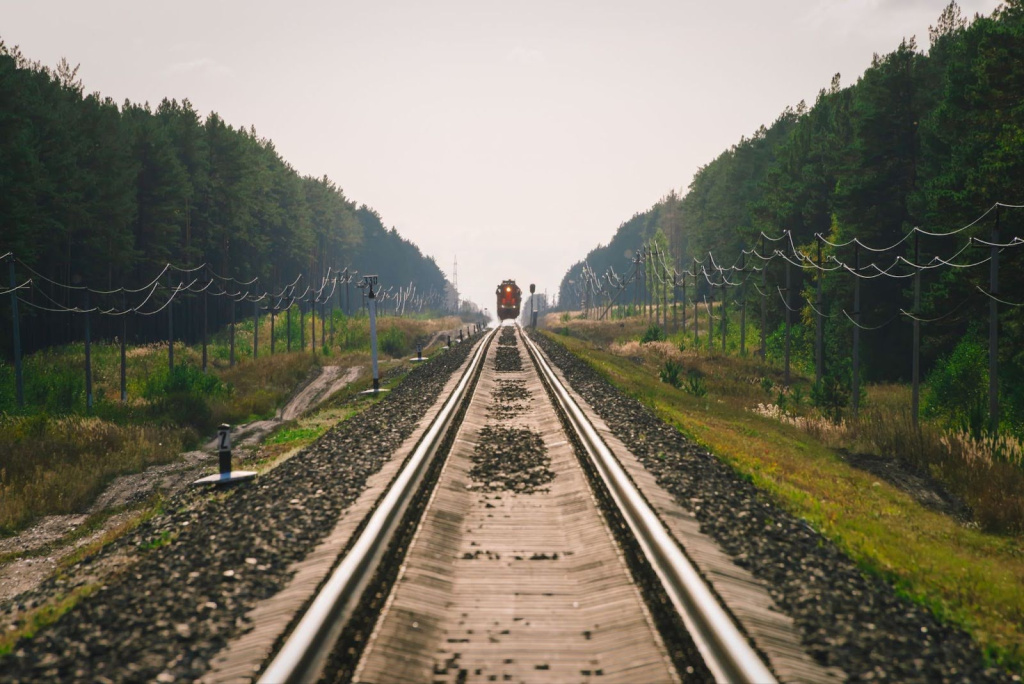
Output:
1,0,1002,310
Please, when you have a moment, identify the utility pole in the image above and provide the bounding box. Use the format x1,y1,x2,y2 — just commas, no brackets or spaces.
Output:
10,257,23,407
852,243,861,417
740,251,746,356
989,207,1000,433
816,240,824,385
784,253,791,386
760,235,767,362
912,232,921,426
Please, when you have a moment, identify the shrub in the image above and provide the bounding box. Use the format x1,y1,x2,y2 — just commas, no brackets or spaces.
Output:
27,364,86,415
143,364,225,431
640,324,665,344
659,359,683,388
685,368,708,397
378,326,408,358
924,336,988,436
812,375,850,423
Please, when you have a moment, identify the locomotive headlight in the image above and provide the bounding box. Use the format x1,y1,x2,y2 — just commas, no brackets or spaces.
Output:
506,287,511,292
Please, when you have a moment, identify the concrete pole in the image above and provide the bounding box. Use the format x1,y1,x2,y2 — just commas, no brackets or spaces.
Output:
989,208,1000,433
369,284,380,392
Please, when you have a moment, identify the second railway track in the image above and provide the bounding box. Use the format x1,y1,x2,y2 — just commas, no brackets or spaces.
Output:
259,324,792,683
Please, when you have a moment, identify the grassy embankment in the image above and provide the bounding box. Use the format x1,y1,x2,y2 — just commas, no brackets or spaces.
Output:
542,312,1024,672
0,312,461,537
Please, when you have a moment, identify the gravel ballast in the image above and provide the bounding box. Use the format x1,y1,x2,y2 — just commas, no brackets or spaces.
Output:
530,331,1014,683
0,336,482,683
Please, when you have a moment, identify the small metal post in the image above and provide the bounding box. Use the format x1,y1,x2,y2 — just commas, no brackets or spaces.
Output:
84,290,93,411
9,258,23,407
218,423,232,475
447,334,452,348
193,423,255,485
418,344,423,360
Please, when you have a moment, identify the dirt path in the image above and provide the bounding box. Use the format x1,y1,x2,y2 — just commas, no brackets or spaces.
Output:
218,365,362,449
0,365,362,604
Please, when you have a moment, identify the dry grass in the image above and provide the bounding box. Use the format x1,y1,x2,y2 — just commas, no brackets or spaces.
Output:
0,415,180,534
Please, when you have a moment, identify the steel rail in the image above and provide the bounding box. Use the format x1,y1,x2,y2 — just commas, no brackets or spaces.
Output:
521,329,777,684
259,327,496,683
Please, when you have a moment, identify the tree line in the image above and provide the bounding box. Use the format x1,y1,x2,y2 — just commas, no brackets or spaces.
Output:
560,2,1024,432
0,39,449,355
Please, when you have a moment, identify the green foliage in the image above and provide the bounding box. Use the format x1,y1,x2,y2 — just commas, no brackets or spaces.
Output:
685,368,709,397
143,363,226,432
811,375,851,422
142,363,224,400
0,43,452,363
924,336,989,436
378,326,407,357
555,5,1024,435
759,376,774,395
640,324,665,344
659,359,683,388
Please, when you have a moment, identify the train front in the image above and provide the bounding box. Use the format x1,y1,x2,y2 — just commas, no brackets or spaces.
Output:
496,280,522,320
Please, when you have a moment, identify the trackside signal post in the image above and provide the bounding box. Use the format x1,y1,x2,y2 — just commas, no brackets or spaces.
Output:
530,283,537,328
360,275,388,396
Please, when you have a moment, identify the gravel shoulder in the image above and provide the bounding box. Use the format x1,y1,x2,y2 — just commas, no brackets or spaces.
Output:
0,337,481,682
530,330,1015,683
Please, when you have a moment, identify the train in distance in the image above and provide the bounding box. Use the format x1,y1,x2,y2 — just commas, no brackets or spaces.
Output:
495,280,522,320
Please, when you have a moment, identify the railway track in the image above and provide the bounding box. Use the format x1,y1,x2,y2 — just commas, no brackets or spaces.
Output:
256,324,779,683
1,322,1005,683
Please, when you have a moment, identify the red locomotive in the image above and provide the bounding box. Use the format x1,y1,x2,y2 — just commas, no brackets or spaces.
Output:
496,280,522,320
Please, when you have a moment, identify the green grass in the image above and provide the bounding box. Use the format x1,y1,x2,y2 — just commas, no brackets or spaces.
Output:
265,425,326,445
542,319,1024,672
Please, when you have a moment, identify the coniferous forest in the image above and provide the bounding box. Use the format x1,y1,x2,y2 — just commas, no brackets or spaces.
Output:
560,2,1024,433
0,40,449,356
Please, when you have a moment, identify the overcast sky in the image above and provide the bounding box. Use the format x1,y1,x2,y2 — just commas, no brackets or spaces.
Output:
1,0,1002,311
